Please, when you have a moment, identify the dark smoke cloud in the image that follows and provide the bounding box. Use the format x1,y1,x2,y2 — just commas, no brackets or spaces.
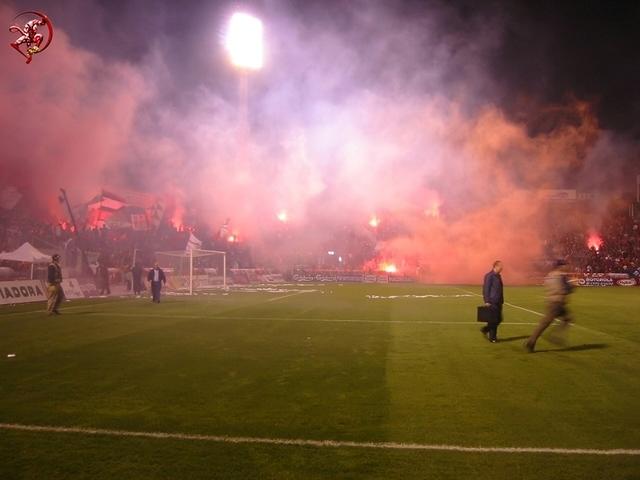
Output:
1,1,637,282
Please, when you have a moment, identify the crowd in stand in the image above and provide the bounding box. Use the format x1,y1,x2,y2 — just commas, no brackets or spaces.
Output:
547,209,640,276
0,210,250,282
2,201,640,281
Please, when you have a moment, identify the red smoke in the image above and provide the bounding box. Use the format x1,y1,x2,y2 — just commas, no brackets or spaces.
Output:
0,4,145,217
0,3,634,284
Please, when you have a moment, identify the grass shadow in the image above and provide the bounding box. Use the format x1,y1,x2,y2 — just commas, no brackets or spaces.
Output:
499,335,529,342
535,343,608,353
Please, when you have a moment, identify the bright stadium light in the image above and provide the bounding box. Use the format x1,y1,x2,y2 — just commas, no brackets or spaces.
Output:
369,216,380,228
225,12,264,70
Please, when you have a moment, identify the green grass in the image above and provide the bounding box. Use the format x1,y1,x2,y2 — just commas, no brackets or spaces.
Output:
0,284,639,479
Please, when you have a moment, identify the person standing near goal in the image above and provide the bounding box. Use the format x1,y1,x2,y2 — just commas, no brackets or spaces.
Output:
147,262,166,303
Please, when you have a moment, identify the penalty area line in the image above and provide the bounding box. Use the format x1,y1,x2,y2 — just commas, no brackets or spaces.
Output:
0,423,637,456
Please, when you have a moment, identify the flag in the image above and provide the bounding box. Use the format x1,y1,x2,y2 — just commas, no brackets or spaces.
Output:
146,199,165,228
131,213,149,231
85,190,127,227
86,190,127,211
186,233,202,252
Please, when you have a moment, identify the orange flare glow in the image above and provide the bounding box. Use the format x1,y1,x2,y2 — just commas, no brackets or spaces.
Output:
587,232,603,251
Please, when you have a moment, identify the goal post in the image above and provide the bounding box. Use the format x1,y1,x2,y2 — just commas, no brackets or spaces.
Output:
155,249,227,294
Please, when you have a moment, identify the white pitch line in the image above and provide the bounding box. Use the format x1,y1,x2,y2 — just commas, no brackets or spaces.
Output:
0,299,134,318
457,288,545,317
81,312,535,326
0,423,637,456
265,291,310,303
504,302,543,317
455,288,640,345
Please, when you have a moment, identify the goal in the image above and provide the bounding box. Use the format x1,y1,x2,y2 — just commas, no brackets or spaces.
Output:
155,249,227,294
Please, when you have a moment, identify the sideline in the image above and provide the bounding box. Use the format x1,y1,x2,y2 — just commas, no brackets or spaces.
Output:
0,423,637,456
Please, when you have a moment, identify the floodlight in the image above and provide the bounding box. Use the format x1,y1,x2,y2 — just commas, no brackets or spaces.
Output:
225,12,264,70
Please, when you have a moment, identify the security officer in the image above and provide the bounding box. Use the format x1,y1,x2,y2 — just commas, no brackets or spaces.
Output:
46,254,65,315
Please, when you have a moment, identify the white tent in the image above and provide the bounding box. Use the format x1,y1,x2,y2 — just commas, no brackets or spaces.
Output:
0,242,50,279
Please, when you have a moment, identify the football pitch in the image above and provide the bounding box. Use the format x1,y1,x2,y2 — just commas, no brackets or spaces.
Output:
1,284,639,479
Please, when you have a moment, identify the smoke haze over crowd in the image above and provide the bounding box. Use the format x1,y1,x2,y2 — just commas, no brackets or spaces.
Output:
1,0,638,282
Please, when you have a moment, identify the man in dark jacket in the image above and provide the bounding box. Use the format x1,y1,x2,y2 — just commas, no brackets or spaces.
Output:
147,262,166,303
96,261,110,295
132,261,143,295
46,254,65,315
481,260,504,343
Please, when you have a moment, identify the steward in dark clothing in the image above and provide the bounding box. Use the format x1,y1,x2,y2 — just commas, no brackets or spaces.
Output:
147,263,166,303
481,260,504,342
46,254,65,315
96,263,110,295
132,262,144,295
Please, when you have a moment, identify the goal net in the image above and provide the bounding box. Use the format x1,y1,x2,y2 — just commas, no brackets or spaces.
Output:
155,249,226,294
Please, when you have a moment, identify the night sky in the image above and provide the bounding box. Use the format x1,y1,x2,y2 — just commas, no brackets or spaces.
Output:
8,0,639,135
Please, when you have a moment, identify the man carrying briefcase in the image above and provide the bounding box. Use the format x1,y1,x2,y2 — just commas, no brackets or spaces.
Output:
480,260,504,343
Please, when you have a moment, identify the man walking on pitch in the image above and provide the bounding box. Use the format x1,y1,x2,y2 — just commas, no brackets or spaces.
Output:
481,260,504,343
132,261,143,295
46,254,65,315
525,260,575,353
147,261,166,303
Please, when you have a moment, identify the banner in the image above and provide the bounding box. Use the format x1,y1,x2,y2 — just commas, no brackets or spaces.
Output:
577,276,615,287
388,274,415,283
574,273,639,287
540,189,577,201
292,270,415,283
0,280,46,305
146,200,165,228
61,278,86,299
130,213,149,231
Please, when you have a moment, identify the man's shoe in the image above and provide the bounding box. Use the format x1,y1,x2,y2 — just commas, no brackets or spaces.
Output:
524,342,535,353
490,338,497,343
54,310,61,315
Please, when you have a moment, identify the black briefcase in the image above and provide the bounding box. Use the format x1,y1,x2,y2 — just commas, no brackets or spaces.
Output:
477,306,497,323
